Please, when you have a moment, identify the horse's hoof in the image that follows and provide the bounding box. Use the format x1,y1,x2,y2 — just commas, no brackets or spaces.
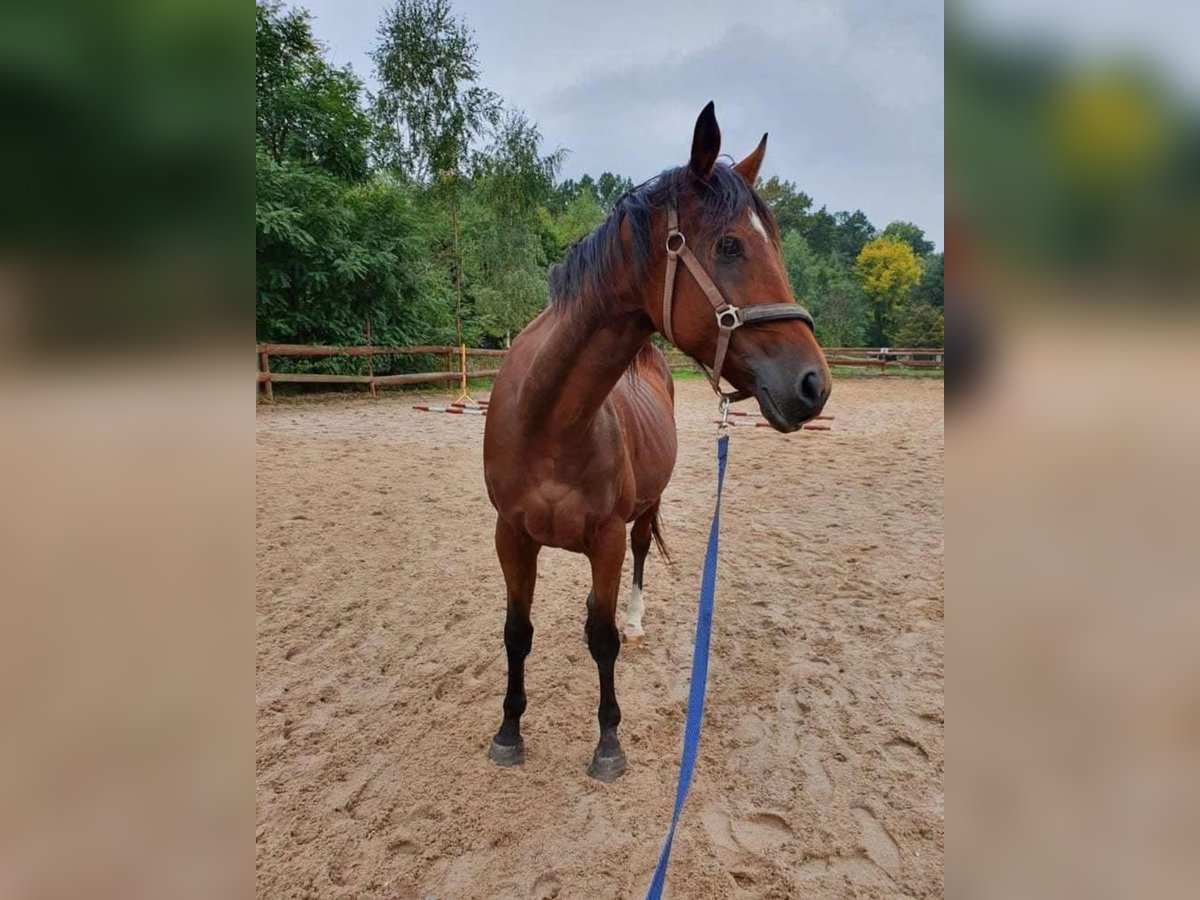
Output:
587,747,627,783
622,632,645,649
488,738,525,767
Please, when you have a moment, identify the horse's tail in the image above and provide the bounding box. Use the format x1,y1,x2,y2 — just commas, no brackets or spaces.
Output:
651,509,671,563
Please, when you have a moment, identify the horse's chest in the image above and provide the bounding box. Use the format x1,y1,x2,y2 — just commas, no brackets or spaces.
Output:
520,485,591,551
517,459,630,551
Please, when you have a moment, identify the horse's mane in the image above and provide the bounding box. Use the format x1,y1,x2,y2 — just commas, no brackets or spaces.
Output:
548,163,778,312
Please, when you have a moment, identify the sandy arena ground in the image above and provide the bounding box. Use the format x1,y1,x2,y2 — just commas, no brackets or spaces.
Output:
256,377,944,899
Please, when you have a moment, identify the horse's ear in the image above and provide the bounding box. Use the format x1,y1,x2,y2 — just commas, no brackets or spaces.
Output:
734,133,768,185
689,101,721,181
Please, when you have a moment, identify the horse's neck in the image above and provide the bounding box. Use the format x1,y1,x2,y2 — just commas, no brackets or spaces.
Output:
518,305,653,436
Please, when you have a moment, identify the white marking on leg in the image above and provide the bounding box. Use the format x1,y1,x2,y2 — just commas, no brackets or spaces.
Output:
624,583,645,638
748,209,769,241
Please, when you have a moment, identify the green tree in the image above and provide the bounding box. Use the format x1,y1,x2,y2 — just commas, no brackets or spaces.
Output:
894,299,944,347
833,210,877,262
780,229,819,298
781,231,866,347
810,269,868,348
910,252,944,309
370,0,499,180
799,206,838,255
855,237,924,345
467,110,564,341
547,177,579,213
549,185,605,247
371,0,501,347
255,143,448,350
256,1,373,181
595,172,634,210
757,177,813,233
471,110,563,215
881,220,935,257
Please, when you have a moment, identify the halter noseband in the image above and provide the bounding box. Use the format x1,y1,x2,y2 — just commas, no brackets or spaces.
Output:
661,206,814,400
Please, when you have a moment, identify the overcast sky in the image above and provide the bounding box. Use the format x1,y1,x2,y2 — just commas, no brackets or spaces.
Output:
298,0,944,249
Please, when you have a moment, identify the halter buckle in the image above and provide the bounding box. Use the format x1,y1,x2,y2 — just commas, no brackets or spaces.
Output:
665,231,686,254
715,305,742,331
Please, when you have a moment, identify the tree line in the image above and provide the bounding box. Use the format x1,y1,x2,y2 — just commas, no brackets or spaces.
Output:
256,0,944,368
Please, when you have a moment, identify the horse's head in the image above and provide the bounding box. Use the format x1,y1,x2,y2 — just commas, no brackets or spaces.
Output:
652,102,831,432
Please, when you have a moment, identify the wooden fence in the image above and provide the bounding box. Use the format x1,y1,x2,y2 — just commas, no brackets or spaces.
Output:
257,343,944,399
821,347,944,371
255,344,505,401
662,346,944,374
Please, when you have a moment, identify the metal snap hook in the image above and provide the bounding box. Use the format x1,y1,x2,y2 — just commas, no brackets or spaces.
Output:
717,396,731,431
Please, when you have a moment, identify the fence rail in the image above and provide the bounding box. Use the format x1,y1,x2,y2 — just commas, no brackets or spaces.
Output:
256,344,503,400
256,343,508,357
822,347,944,371
662,346,944,374
256,343,943,399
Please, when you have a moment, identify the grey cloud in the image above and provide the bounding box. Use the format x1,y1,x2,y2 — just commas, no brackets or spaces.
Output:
541,24,943,246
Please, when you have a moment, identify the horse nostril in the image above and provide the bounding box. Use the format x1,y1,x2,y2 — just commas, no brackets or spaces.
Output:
799,367,824,406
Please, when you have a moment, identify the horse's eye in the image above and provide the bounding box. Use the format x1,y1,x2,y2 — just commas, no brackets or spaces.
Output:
716,236,742,258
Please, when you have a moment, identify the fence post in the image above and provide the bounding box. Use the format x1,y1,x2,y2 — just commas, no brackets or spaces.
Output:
260,352,273,402
363,316,377,398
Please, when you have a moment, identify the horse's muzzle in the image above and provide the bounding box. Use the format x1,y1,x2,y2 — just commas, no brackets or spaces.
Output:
753,363,830,432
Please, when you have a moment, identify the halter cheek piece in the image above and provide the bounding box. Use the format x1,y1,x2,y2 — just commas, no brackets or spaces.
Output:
661,206,814,401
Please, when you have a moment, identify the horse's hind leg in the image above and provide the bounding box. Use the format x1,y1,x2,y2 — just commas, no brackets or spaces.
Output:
623,508,655,647
585,517,629,782
488,516,540,768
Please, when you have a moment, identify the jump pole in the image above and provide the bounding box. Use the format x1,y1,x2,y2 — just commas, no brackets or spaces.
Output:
712,419,831,431
413,404,486,416
725,409,832,420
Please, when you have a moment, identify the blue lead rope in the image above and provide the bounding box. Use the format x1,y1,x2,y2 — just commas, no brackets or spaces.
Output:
646,432,729,900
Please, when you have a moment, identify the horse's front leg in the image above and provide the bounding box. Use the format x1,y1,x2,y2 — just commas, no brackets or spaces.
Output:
585,517,628,782
488,516,540,767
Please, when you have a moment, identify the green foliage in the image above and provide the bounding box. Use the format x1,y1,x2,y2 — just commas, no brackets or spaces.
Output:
256,1,373,181
548,185,606,248
465,111,564,341
911,252,944,309
255,143,450,349
781,231,866,347
894,300,945,348
370,0,499,180
833,210,877,262
596,172,635,210
757,177,813,232
796,206,837,256
471,110,564,217
881,221,936,257
369,0,508,346
550,172,632,213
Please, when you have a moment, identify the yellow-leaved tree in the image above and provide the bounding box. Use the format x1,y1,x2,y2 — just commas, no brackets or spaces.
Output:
854,238,923,345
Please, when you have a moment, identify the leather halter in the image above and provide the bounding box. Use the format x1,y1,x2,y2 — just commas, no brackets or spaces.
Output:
661,207,814,399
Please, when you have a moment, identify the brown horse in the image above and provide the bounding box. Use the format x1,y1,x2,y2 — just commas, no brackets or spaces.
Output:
482,103,830,782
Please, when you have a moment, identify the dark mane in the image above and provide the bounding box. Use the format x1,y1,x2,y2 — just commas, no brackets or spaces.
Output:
548,163,777,311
